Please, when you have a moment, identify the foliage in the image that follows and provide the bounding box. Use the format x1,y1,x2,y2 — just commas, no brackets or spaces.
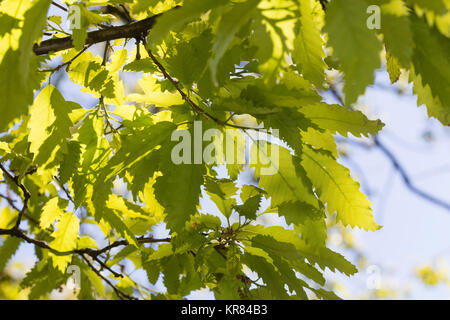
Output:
0,0,449,300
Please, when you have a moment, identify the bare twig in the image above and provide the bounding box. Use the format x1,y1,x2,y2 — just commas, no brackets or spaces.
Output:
53,176,75,203
373,137,450,211
80,254,136,300
51,1,67,12
93,255,123,278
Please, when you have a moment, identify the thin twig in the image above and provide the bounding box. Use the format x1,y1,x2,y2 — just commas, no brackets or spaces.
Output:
0,163,31,230
39,44,91,73
373,136,450,211
0,193,39,227
93,256,123,278
144,46,221,123
80,254,136,300
54,176,75,203
143,45,269,133
51,1,67,12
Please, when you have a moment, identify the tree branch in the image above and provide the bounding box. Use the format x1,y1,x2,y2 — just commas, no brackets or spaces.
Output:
33,7,180,56
0,226,170,257
0,162,169,299
51,1,67,12
373,136,450,211
0,163,31,230
80,254,136,300
144,45,222,124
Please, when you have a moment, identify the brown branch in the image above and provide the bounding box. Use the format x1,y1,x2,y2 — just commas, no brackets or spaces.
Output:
93,255,123,278
33,7,180,56
0,163,31,230
51,1,67,12
0,198,168,300
0,226,170,257
91,236,171,257
102,5,133,24
0,193,39,227
53,176,75,204
80,254,136,300
319,0,328,11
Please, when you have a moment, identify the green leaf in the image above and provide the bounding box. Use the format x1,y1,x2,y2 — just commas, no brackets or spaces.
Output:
261,108,313,155
300,103,385,137
148,0,227,45
251,143,319,208
278,201,324,227
0,0,48,131
28,85,74,166
386,51,401,84
18,0,51,81
96,121,175,186
310,287,342,300
410,14,450,123
101,208,138,247
406,0,448,15
162,254,202,295
293,0,327,87
59,141,82,184
168,30,213,87
241,253,289,299
123,58,157,73
142,258,161,285
155,162,205,232
301,145,380,231
39,197,65,230
234,195,262,220
301,128,338,158
49,212,80,271
0,50,44,132
242,225,358,276
21,259,67,299
251,14,273,64
0,237,22,271
68,56,115,98
215,274,242,299
251,235,302,262
0,12,20,37
324,0,382,104
380,0,413,67
70,4,113,50
205,177,238,219
294,218,327,250
410,65,450,125
209,0,259,84
188,213,222,231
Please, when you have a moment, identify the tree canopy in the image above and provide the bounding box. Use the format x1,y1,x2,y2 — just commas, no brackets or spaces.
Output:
0,0,449,300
